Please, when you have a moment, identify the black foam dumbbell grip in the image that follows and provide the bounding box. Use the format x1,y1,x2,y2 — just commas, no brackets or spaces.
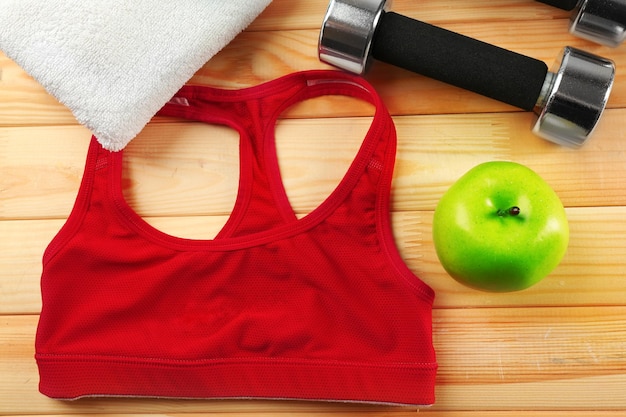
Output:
371,12,549,111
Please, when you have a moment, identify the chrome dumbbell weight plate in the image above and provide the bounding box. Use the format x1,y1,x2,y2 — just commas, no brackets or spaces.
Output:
319,0,392,74
534,47,615,147
571,0,626,47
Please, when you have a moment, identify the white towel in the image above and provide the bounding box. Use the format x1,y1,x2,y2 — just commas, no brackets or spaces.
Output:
0,0,272,151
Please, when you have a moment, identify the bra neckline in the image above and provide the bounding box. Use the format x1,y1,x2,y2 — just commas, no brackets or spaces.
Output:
107,72,390,251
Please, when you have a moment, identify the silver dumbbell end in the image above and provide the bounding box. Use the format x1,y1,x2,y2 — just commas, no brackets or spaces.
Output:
319,0,391,75
570,0,626,47
534,47,615,147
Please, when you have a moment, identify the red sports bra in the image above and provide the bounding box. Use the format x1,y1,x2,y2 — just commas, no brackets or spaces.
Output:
35,70,437,405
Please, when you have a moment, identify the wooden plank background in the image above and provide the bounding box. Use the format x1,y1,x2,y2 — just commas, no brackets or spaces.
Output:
1,0,625,415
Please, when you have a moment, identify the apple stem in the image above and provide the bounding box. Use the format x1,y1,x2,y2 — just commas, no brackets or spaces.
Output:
497,206,521,217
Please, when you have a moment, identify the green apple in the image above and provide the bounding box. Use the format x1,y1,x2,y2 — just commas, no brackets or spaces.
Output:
432,161,569,292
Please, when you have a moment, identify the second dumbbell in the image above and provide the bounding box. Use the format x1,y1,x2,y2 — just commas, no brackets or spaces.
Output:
319,0,615,147
537,0,626,47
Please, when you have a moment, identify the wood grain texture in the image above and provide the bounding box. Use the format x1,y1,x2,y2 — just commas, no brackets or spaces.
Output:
1,0,625,415
2,309,625,414
3,109,626,221
2,415,625,417
2,206,626,314
252,0,573,31
3,21,626,125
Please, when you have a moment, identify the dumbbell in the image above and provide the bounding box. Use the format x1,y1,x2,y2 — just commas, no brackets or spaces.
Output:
537,0,626,47
318,0,615,147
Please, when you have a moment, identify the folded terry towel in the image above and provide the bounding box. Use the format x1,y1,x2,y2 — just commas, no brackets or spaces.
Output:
0,0,272,151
